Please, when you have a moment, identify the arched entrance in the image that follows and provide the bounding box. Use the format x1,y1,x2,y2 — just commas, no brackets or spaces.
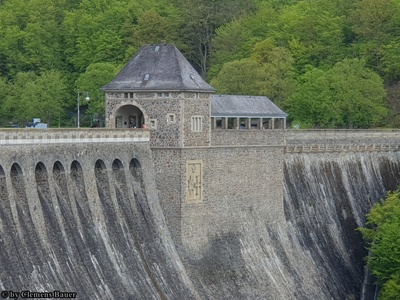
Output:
114,105,145,128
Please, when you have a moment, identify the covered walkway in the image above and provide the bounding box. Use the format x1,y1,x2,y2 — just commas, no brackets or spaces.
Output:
211,95,287,130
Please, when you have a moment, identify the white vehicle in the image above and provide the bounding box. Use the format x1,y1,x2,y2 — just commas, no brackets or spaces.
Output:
25,118,48,129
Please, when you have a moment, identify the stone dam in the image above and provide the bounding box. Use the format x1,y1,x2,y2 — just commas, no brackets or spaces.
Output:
0,128,399,299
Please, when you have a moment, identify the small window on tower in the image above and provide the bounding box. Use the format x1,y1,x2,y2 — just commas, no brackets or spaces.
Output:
150,119,157,129
167,114,176,124
191,116,203,132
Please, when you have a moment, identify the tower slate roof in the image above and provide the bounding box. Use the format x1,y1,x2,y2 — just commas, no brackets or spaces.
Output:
102,44,216,92
211,95,288,118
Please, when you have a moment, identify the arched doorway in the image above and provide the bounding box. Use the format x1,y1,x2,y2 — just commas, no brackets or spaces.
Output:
114,105,145,128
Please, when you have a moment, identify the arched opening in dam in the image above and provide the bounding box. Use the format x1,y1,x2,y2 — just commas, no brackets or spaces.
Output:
114,104,145,128
129,158,145,191
53,161,69,203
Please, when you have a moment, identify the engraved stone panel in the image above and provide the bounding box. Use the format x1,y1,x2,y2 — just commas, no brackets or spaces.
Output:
186,160,203,203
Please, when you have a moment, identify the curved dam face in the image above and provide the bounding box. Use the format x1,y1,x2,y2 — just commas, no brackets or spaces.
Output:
1,128,400,299
173,150,400,300
0,141,197,299
282,151,400,298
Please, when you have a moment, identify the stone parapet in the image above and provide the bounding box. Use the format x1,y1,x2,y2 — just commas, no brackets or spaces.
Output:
0,128,149,144
286,130,400,153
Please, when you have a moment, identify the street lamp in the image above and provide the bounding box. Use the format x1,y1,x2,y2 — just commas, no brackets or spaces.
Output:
77,90,90,128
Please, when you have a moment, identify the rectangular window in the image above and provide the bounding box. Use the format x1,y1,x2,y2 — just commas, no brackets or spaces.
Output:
164,92,170,98
167,114,176,124
157,92,163,98
191,116,203,132
149,119,157,129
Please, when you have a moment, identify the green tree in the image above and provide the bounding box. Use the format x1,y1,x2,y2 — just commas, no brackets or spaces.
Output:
350,0,396,42
211,39,295,104
4,72,38,125
348,0,400,79
28,70,68,126
251,39,295,103
211,59,268,96
63,1,127,72
0,77,8,125
275,0,348,71
286,59,387,128
75,62,119,125
121,3,184,59
175,0,256,77
360,190,400,299
0,0,68,77
210,2,279,79
5,70,67,127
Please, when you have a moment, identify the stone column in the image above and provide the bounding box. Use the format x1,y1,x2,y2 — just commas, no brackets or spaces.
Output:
223,117,228,129
235,118,239,130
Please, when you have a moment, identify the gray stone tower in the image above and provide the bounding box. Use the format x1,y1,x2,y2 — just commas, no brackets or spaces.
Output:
102,44,215,148
102,44,287,246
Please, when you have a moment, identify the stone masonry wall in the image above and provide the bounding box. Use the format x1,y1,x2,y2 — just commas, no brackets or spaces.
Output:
105,92,212,148
177,146,285,256
151,148,183,245
183,94,211,147
106,93,183,147
211,129,285,146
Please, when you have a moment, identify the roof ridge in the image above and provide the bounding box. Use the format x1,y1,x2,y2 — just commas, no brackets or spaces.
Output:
173,45,185,90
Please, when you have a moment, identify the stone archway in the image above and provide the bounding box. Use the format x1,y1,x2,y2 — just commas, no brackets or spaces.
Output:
114,104,145,128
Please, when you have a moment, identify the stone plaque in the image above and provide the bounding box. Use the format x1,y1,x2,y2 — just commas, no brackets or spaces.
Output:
186,160,203,202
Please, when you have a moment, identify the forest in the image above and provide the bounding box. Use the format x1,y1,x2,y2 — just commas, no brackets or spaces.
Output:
0,0,400,128
360,190,400,299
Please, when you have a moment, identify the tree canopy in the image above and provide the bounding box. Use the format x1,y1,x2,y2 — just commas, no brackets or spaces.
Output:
285,59,387,128
359,190,400,299
1,0,400,127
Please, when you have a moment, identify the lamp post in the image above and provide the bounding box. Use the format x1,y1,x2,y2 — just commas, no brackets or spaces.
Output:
77,90,90,128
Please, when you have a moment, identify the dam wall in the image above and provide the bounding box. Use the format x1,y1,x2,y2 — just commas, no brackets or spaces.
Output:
152,130,286,249
158,129,400,299
1,128,400,299
0,129,198,299
286,129,400,153
174,150,400,299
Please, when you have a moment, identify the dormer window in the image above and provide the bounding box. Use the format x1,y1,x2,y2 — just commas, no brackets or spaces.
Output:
155,45,160,52
144,74,149,81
